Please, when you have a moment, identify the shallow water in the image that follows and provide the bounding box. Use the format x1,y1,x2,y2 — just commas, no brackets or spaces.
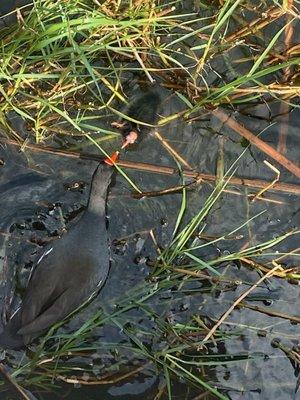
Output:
0,2,300,400
1,94,299,399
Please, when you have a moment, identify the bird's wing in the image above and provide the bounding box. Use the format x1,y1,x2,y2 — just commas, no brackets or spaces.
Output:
20,247,58,331
18,287,80,336
17,228,105,338
19,241,75,334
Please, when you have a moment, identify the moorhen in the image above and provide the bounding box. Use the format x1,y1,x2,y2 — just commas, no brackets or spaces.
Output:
0,162,113,349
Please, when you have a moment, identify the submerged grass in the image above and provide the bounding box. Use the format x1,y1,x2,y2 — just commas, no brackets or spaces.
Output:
0,0,300,399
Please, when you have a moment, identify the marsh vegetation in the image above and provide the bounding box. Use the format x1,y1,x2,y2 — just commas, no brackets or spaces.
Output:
0,1,299,399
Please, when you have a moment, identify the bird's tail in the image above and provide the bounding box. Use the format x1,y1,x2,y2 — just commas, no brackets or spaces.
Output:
0,310,25,350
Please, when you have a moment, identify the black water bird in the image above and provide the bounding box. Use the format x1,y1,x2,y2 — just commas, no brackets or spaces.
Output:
0,163,113,349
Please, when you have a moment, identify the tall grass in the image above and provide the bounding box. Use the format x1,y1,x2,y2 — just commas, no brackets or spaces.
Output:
1,0,299,142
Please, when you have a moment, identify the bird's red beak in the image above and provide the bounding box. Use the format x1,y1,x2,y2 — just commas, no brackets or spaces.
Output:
104,151,119,166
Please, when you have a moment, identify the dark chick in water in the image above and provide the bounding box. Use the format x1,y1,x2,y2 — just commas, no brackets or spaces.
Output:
112,90,161,148
0,163,113,349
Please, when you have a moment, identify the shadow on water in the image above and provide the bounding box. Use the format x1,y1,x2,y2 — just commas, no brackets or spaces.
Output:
0,2,300,400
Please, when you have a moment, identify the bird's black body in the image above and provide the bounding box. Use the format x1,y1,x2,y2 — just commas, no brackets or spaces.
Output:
119,90,161,142
0,163,113,349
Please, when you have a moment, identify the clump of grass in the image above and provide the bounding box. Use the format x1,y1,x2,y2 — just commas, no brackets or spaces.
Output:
1,0,299,143
0,0,171,141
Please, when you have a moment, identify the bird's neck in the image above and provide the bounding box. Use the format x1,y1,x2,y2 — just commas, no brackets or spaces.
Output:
87,166,108,215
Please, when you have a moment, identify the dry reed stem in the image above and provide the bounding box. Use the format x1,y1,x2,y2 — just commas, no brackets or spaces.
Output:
213,108,300,178
237,301,300,324
56,364,147,385
127,39,155,84
201,264,281,344
225,6,285,42
274,246,300,263
277,0,294,154
132,177,202,199
0,364,32,400
154,130,193,170
240,257,299,279
225,188,285,204
251,160,280,201
1,136,300,195
166,81,300,96
171,266,240,286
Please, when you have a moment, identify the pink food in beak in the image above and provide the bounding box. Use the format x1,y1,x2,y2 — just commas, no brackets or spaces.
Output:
121,130,138,149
